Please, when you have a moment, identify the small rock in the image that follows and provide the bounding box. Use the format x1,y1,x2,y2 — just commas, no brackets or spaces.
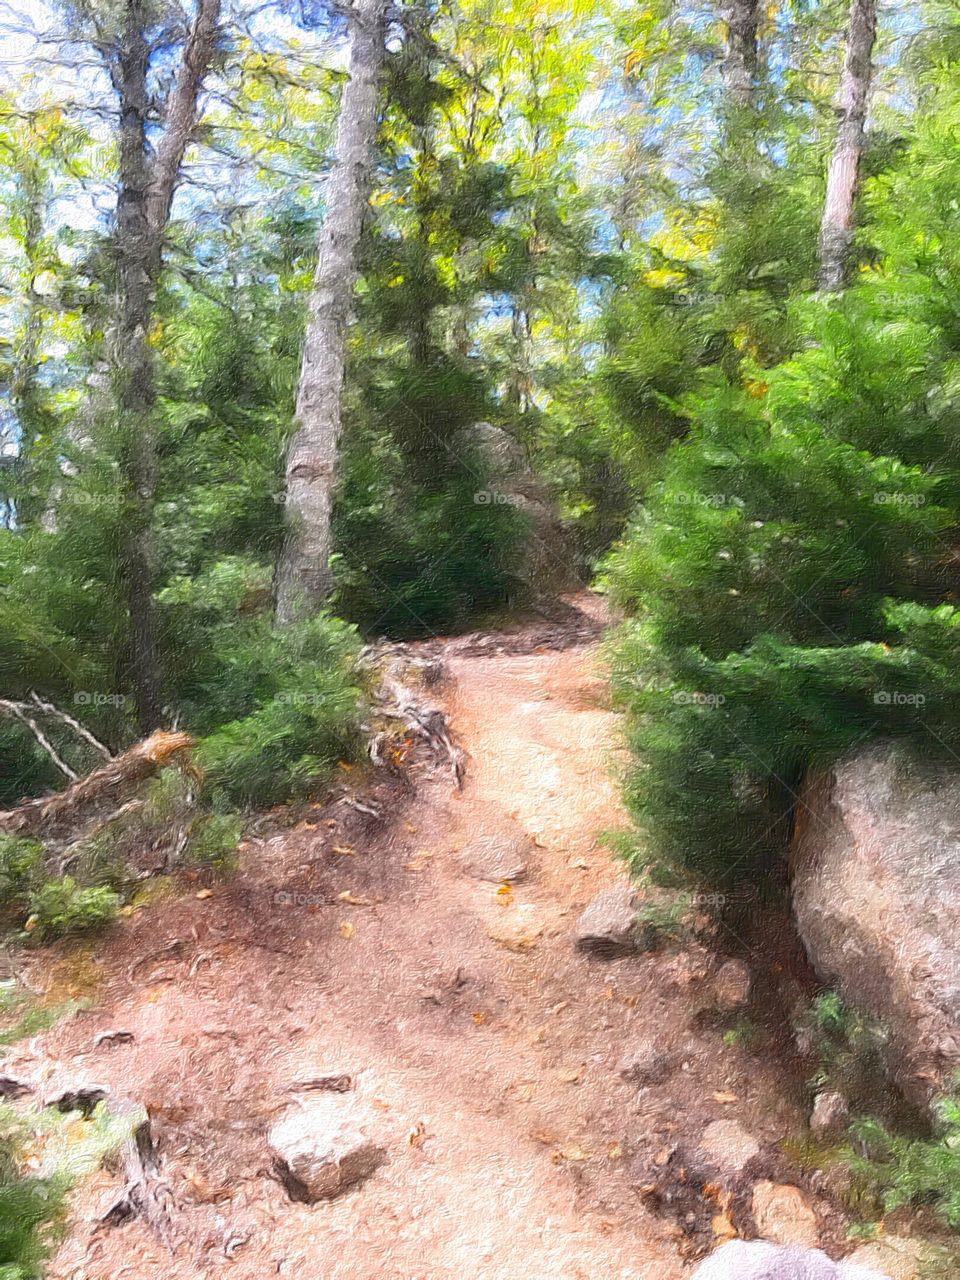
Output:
574,884,639,955
751,1180,819,1249
459,836,529,884
268,1094,389,1202
94,1029,135,1049
691,1241,891,1279
714,958,753,1011
810,1091,849,1136
617,1043,674,1086
698,1119,761,1177
0,1075,33,1099
846,1236,931,1280
46,1084,110,1116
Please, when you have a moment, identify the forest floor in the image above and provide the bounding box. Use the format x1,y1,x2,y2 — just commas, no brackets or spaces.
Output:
9,593,830,1279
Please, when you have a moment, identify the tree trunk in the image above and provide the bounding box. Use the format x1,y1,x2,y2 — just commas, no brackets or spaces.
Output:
818,0,876,291
111,0,221,730
719,0,760,110
275,0,387,623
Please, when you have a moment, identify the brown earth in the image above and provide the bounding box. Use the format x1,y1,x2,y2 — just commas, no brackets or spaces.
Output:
7,594,821,1279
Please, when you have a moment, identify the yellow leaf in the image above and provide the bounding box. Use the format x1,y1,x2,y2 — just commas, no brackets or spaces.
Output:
712,1091,739,1104
337,891,373,906
338,921,354,940
196,889,213,900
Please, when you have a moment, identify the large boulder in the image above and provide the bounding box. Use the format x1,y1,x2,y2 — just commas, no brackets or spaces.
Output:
691,1241,889,1280
790,742,960,1107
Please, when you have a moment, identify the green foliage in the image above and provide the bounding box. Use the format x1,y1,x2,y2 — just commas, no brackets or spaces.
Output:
26,878,120,942
0,839,43,913
801,992,888,1106
193,611,361,806
850,1091,960,1228
0,1126,63,1280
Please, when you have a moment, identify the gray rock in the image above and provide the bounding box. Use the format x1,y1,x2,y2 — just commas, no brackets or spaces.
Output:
574,884,640,955
268,1094,389,1202
809,1091,849,1136
790,742,960,1108
459,835,529,884
714,958,753,1011
691,1241,890,1280
698,1118,760,1176
617,1042,674,1086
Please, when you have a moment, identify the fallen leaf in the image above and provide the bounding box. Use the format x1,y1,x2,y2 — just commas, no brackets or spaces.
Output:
550,1001,569,1015
407,1122,427,1148
653,1145,675,1167
608,1142,624,1160
337,891,373,906
331,845,355,857
531,1128,555,1145
404,823,418,834
404,849,434,871
195,889,213,900
558,1067,582,1084
554,1144,591,1163
338,921,354,940
337,762,354,772
472,1010,486,1025
712,1091,738,1104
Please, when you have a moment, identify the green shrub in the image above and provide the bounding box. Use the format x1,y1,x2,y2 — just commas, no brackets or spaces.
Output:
849,1091,960,1227
194,611,361,806
186,813,243,867
0,1122,64,1280
26,879,120,942
607,287,960,887
0,840,44,913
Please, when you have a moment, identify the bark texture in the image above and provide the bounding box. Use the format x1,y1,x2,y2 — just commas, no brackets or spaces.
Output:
276,0,388,623
719,0,760,110
108,0,221,730
818,0,876,291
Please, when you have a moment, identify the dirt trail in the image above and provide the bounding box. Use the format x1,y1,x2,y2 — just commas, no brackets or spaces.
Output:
15,595,807,1279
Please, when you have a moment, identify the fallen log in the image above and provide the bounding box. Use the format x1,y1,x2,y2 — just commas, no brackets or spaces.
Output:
0,730,194,836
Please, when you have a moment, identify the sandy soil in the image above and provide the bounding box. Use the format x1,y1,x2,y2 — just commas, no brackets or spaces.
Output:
8,595,812,1279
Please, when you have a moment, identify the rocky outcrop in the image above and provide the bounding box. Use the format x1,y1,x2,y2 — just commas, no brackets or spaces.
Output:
790,742,960,1108
691,1241,889,1279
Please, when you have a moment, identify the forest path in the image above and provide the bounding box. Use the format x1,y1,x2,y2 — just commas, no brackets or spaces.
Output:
26,594,802,1279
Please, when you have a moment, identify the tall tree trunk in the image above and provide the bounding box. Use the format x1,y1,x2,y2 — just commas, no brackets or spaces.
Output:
111,0,221,730
275,0,387,623
818,0,876,291
719,0,760,110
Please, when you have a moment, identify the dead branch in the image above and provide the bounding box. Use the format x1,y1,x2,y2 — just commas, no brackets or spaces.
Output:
0,700,78,782
0,731,194,836
28,691,113,761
